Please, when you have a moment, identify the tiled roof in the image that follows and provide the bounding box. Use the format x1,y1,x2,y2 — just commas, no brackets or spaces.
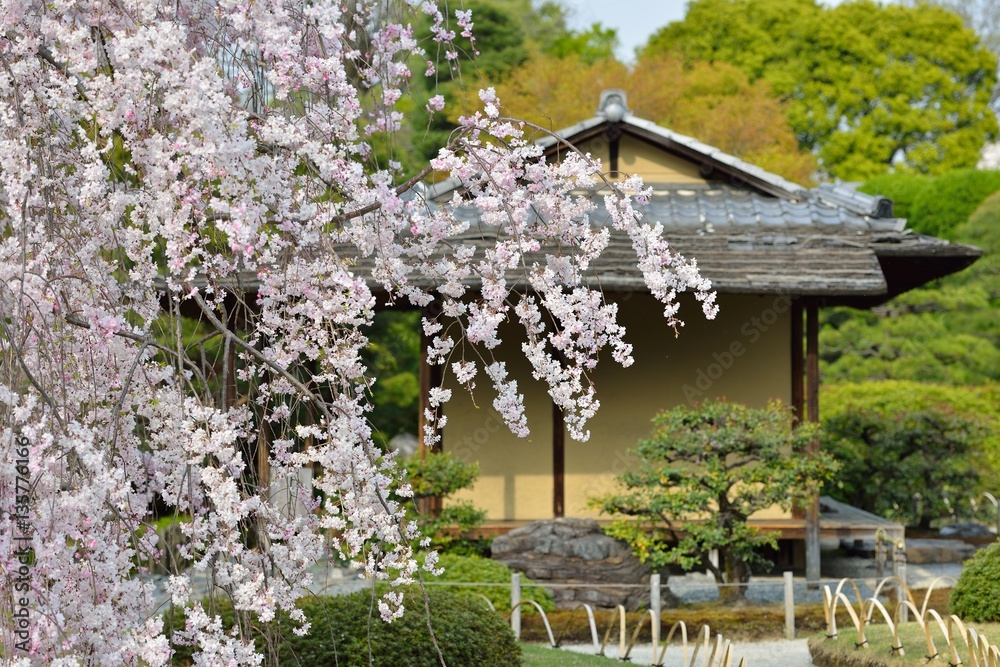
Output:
591,185,903,233
400,93,981,304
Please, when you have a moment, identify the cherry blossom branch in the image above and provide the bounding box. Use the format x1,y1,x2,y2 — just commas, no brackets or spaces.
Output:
184,286,335,424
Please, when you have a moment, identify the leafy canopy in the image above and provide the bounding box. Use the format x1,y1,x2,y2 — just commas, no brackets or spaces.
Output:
463,52,817,184
590,400,836,602
645,0,998,179
822,180,1000,386
820,380,1000,508
823,406,988,529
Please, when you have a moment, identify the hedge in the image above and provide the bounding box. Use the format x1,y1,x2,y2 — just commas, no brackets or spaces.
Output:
164,586,520,667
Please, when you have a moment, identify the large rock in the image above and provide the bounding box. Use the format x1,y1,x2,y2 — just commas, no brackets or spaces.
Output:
491,518,671,610
939,521,995,539
906,538,978,564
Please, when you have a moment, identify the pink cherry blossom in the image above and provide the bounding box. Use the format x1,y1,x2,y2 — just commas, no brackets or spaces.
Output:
0,1,715,664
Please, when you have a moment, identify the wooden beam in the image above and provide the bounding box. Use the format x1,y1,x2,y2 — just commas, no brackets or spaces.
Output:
608,137,619,177
553,401,565,518
805,298,821,584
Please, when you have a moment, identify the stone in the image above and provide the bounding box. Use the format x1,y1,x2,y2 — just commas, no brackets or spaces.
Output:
388,432,419,458
939,521,995,538
491,518,676,610
906,538,977,564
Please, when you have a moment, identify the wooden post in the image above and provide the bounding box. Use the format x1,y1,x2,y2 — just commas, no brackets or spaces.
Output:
417,300,443,516
553,400,565,518
784,571,796,639
790,297,804,423
650,573,662,652
805,299,821,585
510,573,522,640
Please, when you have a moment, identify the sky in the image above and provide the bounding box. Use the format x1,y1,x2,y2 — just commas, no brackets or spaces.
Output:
559,0,852,62
559,0,689,61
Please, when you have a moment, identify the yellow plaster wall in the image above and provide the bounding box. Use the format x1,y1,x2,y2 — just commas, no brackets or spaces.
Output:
572,135,708,184
445,293,794,521
443,320,554,521
618,135,707,184
576,137,610,168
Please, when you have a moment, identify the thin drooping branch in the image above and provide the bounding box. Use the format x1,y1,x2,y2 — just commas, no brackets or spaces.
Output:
184,287,334,424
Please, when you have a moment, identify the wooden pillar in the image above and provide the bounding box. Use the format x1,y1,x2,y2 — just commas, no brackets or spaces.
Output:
805,298,821,584
553,401,565,518
418,300,444,515
790,298,804,424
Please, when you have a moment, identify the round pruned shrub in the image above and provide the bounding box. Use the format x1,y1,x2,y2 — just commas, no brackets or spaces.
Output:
164,586,520,667
426,553,556,613
950,541,1000,623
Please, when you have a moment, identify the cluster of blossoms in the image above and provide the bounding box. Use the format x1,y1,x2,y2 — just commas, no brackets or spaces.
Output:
0,0,715,664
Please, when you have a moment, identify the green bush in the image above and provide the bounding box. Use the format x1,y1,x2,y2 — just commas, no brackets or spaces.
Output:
951,542,1000,623
165,587,521,667
823,407,986,529
822,381,1000,476
909,169,1000,239
427,553,556,613
402,452,490,555
860,169,1000,239
858,172,932,222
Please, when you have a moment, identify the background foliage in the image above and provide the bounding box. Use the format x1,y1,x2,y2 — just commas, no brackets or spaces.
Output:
642,0,998,180
165,588,521,667
821,382,1000,527
821,185,1000,387
591,400,836,602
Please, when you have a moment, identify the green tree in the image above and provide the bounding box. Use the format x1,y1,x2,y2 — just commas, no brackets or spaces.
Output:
821,180,1000,386
466,52,817,183
403,451,489,554
823,406,987,529
590,400,836,603
363,310,421,441
821,381,1000,505
546,22,619,64
644,0,998,179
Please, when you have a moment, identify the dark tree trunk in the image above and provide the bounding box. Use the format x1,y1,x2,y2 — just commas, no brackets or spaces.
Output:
720,549,750,604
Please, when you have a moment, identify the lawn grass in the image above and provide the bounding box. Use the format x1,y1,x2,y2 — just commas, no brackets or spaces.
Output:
520,643,618,666
809,620,1000,667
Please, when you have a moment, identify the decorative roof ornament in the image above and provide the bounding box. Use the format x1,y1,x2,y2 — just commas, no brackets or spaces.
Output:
597,89,631,123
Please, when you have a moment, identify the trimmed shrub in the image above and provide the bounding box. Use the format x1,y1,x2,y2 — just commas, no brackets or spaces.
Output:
858,172,932,222
951,542,1000,623
823,407,985,528
427,553,556,613
909,169,1000,239
164,587,520,667
860,169,1000,239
